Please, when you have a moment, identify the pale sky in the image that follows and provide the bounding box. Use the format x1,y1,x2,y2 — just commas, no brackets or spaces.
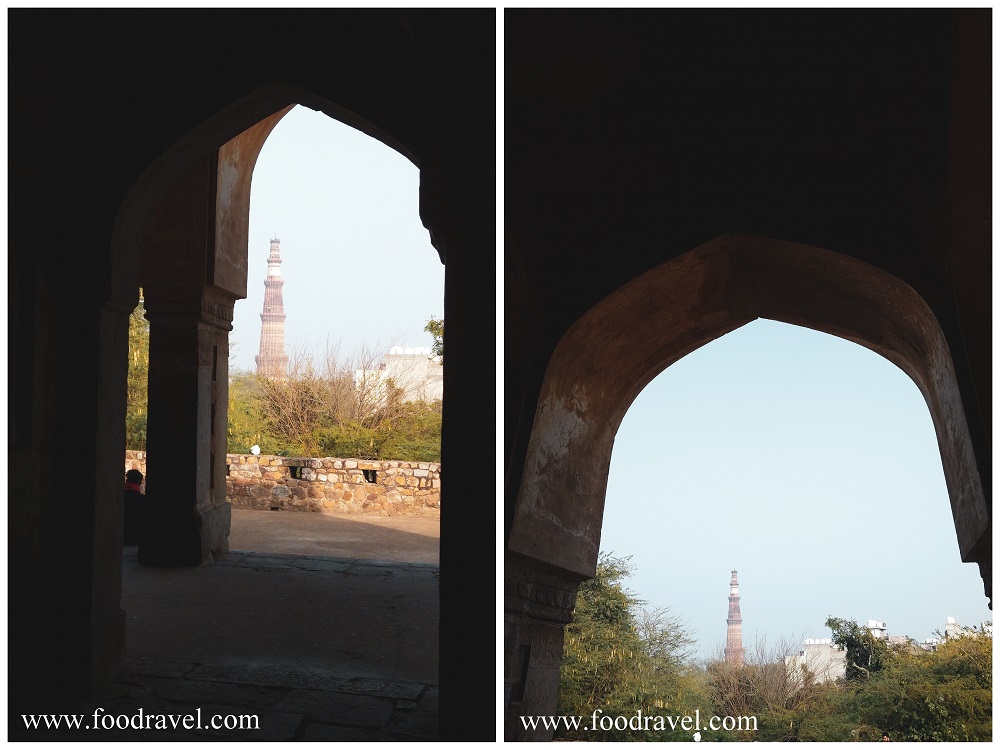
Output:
599,319,992,662
231,105,444,374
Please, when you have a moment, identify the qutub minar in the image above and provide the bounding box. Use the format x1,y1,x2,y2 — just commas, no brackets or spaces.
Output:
255,237,290,379
724,569,745,666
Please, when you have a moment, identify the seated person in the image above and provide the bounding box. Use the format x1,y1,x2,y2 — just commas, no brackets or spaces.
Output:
123,469,144,546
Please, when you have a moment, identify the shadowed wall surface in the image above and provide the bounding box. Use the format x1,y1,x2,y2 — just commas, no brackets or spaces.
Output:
504,10,989,740
9,10,492,740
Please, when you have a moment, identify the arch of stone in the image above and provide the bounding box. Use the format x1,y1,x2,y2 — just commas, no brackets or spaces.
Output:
505,236,989,737
503,10,989,741
9,12,493,741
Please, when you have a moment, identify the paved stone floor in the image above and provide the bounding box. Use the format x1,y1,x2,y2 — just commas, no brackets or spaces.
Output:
13,511,440,742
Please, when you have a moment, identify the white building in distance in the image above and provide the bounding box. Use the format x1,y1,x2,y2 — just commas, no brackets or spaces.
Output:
785,638,847,685
785,616,988,684
918,616,992,651
355,346,443,406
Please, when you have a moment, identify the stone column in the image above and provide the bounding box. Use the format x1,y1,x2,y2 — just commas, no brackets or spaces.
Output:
504,553,582,741
139,284,234,566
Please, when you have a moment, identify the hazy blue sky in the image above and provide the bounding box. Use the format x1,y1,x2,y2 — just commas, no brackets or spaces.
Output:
231,105,444,373
599,319,991,661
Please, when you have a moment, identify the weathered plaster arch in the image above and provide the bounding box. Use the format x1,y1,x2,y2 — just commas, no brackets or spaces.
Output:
508,234,988,592
104,86,442,567
111,83,422,306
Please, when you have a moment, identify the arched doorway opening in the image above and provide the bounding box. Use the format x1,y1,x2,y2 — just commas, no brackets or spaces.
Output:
113,85,434,565
223,105,444,561
601,318,991,662
109,88,444,738
504,234,989,738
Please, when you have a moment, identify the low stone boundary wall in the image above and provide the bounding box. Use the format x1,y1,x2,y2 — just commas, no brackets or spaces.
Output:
124,451,441,517
227,455,441,516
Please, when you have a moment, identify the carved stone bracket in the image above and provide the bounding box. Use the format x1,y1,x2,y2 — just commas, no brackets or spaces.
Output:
504,554,583,624
505,576,577,624
143,284,236,332
201,297,235,327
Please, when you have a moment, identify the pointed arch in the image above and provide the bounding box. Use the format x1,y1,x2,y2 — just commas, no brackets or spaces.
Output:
508,234,987,588
111,83,420,306
104,86,443,567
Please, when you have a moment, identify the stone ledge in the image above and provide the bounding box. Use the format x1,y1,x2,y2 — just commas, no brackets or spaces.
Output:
127,451,442,517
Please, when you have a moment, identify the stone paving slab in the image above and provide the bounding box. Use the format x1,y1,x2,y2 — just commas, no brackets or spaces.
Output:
281,558,355,574
221,555,307,571
273,689,395,728
214,550,436,581
186,663,351,693
338,677,426,700
150,679,291,710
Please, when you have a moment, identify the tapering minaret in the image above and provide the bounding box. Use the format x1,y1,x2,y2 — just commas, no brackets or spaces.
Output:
255,237,289,379
724,569,745,666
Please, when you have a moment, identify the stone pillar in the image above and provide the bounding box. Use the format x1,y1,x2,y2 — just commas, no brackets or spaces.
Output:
504,553,582,741
139,284,234,565
420,152,494,739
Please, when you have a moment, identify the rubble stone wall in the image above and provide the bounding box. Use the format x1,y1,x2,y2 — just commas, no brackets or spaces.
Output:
123,450,440,517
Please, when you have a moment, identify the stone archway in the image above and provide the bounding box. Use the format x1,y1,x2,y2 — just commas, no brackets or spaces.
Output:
9,15,494,738
504,233,989,739
110,87,430,565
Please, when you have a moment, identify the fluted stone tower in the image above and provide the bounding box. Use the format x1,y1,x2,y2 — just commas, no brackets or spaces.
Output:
724,569,745,666
255,238,289,379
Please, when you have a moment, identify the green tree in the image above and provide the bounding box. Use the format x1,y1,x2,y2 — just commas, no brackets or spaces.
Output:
559,554,644,721
787,681,856,742
380,400,442,461
125,293,149,450
825,616,891,682
227,372,273,454
695,618,992,742
227,345,442,462
557,553,703,741
424,316,443,361
846,627,992,741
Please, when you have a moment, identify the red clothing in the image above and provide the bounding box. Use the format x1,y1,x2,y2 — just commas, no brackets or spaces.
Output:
124,481,143,493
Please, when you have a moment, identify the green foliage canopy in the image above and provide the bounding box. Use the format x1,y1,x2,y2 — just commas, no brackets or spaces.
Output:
848,626,992,741
825,616,891,682
226,365,441,462
555,597,992,743
125,294,149,450
734,618,994,742
424,316,443,361
557,553,705,741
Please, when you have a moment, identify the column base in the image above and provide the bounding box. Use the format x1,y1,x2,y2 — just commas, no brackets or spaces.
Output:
504,553,583,741
139,502,231,566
